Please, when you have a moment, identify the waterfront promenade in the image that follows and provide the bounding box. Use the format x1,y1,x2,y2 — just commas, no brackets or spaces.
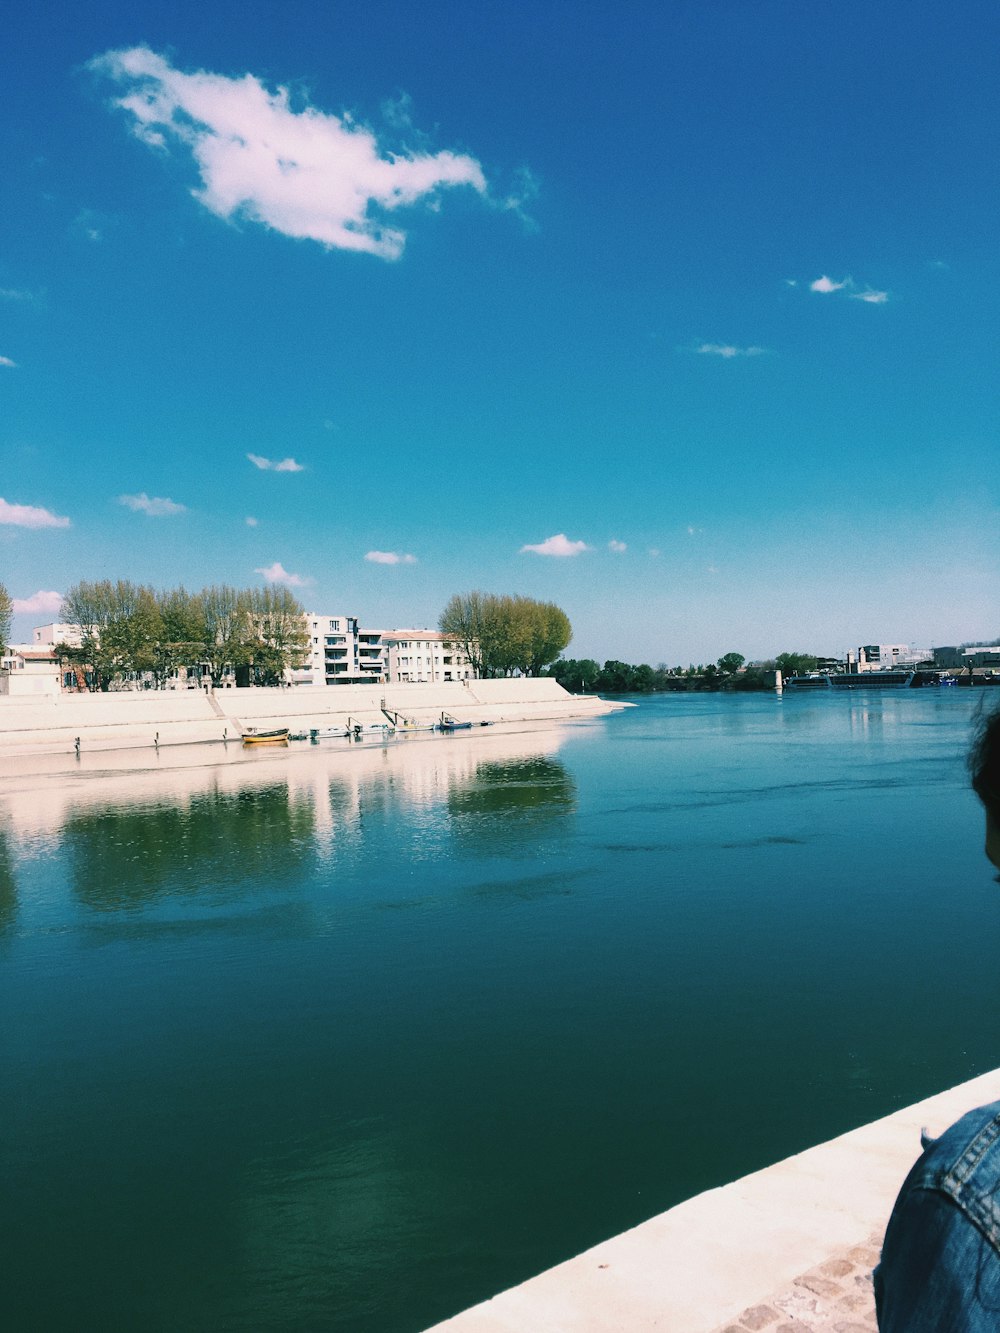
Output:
0,677,623,760
427,1068,1000,1332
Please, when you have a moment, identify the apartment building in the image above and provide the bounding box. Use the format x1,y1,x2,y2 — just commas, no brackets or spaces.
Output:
296,615,473,685
383,630,474,683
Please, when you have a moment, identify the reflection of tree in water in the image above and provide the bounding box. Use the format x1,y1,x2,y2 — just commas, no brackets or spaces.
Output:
447,756,576,852
0,827,16,935
66,784,315,912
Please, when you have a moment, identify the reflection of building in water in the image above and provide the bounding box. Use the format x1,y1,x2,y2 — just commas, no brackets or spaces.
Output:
0,726,573,880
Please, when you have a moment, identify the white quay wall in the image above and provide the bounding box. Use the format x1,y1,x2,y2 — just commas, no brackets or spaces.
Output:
0,679,622,757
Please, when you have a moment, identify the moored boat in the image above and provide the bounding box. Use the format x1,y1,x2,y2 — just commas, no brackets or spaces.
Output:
242,728,290,745
785,671,917,690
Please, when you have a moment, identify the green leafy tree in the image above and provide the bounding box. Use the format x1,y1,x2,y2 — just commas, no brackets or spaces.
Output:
0,582,11,661
775,651,819,676
154,587,207,681
440,592,572,678
239,585,310,685
717,652,746,676
546,658,600,692
61,579,162,689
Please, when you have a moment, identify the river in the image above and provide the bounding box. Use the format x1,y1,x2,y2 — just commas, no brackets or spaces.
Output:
2,690,998,1331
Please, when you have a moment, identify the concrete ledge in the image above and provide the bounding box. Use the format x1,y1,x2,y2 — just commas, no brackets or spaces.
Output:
426,1067,1000,1333
0,680,626,758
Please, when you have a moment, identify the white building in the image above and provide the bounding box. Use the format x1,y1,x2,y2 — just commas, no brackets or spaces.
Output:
0,643,63,696
33,622,82,647
856,644,932,672
383,630,474,683
296,615,474,686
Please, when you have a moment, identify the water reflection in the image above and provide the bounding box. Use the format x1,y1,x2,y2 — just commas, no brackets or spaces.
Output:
65,785,317,912
4,729,576,917
0,826,16,935
447,757,576,855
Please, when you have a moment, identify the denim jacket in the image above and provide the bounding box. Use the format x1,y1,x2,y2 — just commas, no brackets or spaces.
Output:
875,1100,1000,1331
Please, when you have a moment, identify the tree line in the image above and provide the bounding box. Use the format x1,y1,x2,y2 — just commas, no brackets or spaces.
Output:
440,592,571,678
58,580,309,690
546,651,820,694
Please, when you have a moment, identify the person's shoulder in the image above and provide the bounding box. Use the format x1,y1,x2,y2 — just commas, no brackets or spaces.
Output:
905,1099,1000,1248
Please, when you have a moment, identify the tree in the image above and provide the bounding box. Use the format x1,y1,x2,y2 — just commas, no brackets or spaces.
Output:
717,652,746,676
440,592,572,678
0,582,11,661
239,585,310,685
546,658,600,692
200,584,247,684
154,587,207,683
775,651,819,677
61,579,162,689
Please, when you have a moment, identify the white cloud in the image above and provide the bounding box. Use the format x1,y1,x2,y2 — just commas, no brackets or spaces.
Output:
810,275,849,293
118,491,186,516
686,525,703,536
91,46,489,260
0,288,33,301
851,288,889,304
365,550,417,565
648,548,661,558
695,343,767,359
608,539,627,553
0,356,17,368
520,533,590,558
255,560,311,587
12,589,63,615
247,452,304,472
245,516,258,527
0,497,70,529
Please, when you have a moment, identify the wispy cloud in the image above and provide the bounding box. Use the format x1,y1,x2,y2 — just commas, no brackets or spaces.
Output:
0,356,17,368
365,550,417,565
520,533,590,558
808,274,890,304
0,498,70,529
247,453,305,472
695,342,768,359
118,491,186,516
810,274,849,294
686,525,703,536
0,288,33,302
12,589,63,615
91,46,489,260
608,539,627,553
255,560,311,587
245,516,259,527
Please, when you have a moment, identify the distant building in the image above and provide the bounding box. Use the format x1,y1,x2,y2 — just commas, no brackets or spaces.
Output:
0,643,62,696
383,630,474,683
857,644,932,672
33,622,82,648
934,644,1000,670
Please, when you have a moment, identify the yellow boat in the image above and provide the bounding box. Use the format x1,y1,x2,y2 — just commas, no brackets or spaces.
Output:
241,728,290,746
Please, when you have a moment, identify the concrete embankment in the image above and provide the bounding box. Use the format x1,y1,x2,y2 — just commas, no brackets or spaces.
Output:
0,678,625,759
426,1067,1000,1333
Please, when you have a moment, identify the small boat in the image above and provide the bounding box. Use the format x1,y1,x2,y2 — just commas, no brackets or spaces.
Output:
242,728,290,745
310,727,350,741
437,714,474,731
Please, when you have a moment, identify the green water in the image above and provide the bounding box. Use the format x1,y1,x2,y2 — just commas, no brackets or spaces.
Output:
2,691,998,1331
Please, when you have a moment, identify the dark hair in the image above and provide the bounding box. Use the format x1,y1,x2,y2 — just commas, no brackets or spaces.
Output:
970,706,1000,825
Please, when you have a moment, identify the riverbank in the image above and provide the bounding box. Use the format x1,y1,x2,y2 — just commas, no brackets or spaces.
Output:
0,677,625,762
426,1067,1000,1332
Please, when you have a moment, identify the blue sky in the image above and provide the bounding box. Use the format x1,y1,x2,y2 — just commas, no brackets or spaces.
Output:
2,1,997,663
